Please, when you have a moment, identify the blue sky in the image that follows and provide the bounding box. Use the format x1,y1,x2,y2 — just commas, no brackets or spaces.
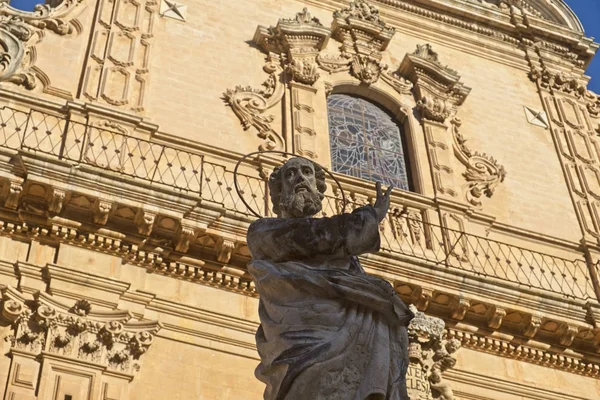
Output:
566,0,600,93
8,0,600,92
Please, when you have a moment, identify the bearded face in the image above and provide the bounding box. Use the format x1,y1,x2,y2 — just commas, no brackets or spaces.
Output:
278,158,323,218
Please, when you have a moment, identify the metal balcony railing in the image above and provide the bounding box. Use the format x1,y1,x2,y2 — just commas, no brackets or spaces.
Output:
0,105,596,301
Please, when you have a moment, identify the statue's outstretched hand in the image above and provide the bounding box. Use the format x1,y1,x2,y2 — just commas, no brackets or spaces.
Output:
373,182,393,223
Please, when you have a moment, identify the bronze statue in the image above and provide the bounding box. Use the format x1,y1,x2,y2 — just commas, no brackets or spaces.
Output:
247,157,413,400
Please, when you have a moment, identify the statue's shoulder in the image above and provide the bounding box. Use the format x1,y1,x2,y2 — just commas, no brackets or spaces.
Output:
248,217,279,234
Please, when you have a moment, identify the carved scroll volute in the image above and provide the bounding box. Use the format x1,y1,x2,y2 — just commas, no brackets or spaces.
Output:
254,8,331,86
222,57,286,151
451,118,507,206
0,24,36,89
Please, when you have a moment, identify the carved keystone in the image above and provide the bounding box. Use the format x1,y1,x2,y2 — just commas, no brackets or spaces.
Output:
175,224,196,253
411,287,434,311
450,296,470,320
523,314,542,338
557,323,579,347
4,179,23,210
135,209,157,236
92,199,113,225
485,305,506,330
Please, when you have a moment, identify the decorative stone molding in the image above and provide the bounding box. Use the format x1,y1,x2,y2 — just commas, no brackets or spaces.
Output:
4,179,23,210
329,0,395,85
0,0,84,89
451,118,507,206
530,67,600,118
216,238,237,264
380,70,413,95
254,8,331,86
135,209,157,236
408,305,461,400
485,305,506,329
222,56,285,151
82,0,159,111
557,323,579,346
175,224,196,253
399,44,471,123
2,289,160,399
411,286,434,311
92,199,113,225
48,188,66,214
450,296,470,320
449,327,600,378
523,314,542,338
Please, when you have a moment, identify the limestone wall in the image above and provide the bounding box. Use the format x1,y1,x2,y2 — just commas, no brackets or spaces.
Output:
0,0,599,399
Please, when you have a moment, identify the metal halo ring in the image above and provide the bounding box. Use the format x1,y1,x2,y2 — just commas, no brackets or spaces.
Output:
233,150,347,219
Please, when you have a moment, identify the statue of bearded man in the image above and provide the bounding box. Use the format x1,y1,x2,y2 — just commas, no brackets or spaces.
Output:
247,157,414,400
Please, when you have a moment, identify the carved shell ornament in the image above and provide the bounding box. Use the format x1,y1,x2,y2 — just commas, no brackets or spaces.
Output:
0,0,84,89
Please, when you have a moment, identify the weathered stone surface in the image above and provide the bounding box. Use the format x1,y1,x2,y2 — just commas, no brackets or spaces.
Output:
247,157,414,399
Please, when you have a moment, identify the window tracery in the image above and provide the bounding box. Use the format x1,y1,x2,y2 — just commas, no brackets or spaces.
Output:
327,94,411,191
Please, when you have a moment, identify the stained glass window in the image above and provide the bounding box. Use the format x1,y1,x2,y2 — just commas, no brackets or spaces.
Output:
327,94,411,191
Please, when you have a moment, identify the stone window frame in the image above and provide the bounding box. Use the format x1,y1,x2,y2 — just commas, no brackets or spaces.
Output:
224,1,506,208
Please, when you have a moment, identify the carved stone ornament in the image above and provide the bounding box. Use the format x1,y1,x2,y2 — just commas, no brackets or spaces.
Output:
398,44,471,123
1,290,160,376
0,0,84,89
322,0,396,85
408,305,461,400
254,8,331,85
530,67,600,118
451,118,507,206
222,56,285,151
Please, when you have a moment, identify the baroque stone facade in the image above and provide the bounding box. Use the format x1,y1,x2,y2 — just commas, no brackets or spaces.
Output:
0,0,598,399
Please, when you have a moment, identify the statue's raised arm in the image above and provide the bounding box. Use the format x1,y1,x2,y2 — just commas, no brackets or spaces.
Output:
247,157,413,400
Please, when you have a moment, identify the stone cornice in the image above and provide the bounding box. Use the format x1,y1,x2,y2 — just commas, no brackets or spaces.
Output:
447,362,599,396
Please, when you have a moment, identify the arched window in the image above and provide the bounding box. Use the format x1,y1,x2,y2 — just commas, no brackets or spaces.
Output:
327,94,412,191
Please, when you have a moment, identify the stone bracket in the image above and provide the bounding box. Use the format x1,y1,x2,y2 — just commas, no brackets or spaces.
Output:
135,209,158,236
174,224,197,253
450,296,470,320
92,199,113,225
4,178,24,210
523,314,543,338
557,323,579,346
485,305,506,329
411,287,434,311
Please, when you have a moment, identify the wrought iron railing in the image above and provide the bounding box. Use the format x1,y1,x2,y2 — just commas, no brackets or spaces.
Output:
0,105,596,301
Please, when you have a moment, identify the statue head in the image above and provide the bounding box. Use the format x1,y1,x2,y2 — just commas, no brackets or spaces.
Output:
269,157,327,218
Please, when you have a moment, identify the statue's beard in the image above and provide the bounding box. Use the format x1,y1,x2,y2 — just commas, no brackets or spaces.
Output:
280,188,323,218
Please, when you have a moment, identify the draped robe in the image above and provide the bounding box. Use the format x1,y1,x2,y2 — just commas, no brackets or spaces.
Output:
247,205,414,400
